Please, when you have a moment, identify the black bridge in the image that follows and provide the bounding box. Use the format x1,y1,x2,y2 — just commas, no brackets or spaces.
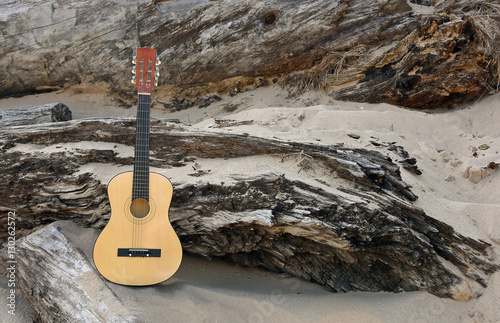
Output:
117,248,161,258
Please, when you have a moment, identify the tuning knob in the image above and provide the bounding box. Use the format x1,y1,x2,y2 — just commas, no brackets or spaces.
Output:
155,67,159,77
132,68,136,74
156,59,161,66
132,56,137,65
131,75,136,84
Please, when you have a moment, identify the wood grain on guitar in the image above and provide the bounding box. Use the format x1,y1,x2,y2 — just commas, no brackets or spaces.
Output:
93,47,182,286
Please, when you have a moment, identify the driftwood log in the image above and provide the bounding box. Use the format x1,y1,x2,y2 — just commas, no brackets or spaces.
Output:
0,103,72,127
1,0,499,108
10,221,140,323
0,118,498,300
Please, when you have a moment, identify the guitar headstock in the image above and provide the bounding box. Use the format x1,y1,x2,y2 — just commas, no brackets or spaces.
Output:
131,47,160,94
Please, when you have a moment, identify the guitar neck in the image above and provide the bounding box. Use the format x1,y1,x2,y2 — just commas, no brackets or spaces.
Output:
132,93,151,201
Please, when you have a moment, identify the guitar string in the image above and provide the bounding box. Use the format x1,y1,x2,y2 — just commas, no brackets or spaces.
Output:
133,92,150,249
132,61,140,249
143,93,151,249
133,97,138,249
140,94,148,249
136,95,144,249
133,58,153,250
133,95,140,248
134,96,142,249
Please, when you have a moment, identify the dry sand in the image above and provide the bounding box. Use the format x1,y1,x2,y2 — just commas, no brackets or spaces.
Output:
1,86,499,322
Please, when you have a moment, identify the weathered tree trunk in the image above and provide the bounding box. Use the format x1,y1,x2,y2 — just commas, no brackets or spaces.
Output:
1,0,498,108
0,103,72,127
0,118,497,299
9,221,140,323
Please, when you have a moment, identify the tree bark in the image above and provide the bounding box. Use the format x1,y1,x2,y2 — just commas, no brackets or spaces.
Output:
0,118,497,299
1,0,498,108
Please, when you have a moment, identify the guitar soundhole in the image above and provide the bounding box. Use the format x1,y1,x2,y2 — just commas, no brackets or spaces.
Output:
130,198,150,218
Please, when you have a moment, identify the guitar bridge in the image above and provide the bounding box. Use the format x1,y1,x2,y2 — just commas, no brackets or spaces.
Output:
117,248,161,257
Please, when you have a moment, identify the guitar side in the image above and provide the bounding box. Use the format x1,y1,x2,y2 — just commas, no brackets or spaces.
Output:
93,171,183,286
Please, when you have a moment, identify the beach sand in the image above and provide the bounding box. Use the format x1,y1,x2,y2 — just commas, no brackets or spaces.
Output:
1,86,499,322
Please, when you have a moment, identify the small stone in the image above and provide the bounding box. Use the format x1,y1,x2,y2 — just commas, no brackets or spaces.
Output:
444,175,455,182
465,165,493,183
347,133,361,139
470,146,478,157
468,166,483,183
461,166,470,178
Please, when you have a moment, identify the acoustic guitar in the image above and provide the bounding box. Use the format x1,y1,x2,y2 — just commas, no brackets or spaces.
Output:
93,47,182,286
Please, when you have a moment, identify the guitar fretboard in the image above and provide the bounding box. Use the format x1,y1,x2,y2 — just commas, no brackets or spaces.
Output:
132,94,150,201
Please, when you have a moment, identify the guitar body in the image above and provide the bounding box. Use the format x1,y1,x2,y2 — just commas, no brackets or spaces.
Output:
93,171,183,286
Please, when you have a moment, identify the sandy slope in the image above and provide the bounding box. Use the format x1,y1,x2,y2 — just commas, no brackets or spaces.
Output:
0,87,499,322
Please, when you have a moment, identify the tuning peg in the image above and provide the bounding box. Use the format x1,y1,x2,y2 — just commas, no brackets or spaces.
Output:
156,59,161,66
132,56,137,65
154,81,158,86
132,68,136,74
155,67,159,77
131,75,136,84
